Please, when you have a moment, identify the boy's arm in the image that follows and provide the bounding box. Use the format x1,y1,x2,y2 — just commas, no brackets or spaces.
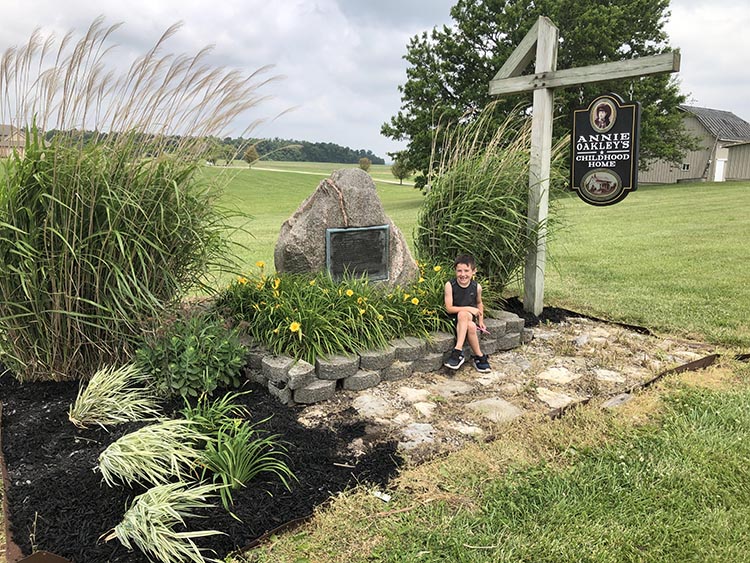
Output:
476,283,485,329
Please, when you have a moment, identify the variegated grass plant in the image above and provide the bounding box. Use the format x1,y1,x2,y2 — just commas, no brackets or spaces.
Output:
68,363,161,429
215,262,456,364
98,419,210,487
0,19,279,381
417,102,567,291
103,482,224,563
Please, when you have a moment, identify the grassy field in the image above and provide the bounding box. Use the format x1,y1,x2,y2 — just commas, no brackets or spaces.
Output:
208,164,749,349
545,182,750,347
219,163,750,563
203,165,422,277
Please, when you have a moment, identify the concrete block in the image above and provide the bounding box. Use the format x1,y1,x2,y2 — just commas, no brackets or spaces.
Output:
315,354,360,380
261,355,295,383
495,332,522,351
493,311,525,333
483,318,507,336
267,379,293,404
342,369,381,391
245,347,268,371
382,360,414,381
287,360,316,390
244,367,268,386
481,337,498,356
413,352,445,373
359,345,396,370
390,336,427,361
294,379,337,404
426,331,456,353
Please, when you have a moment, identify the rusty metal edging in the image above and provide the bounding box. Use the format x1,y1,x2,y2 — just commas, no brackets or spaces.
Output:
2,401,26,563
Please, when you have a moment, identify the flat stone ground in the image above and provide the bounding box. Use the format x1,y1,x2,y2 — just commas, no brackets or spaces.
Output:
295,317,716,463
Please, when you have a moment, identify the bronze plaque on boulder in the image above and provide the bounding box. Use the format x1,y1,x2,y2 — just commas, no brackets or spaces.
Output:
326,225,389,281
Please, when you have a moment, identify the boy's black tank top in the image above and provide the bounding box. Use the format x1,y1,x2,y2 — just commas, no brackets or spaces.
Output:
450,279,478,308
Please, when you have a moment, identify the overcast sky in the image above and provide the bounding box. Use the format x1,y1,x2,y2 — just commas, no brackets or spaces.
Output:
2,1,748,161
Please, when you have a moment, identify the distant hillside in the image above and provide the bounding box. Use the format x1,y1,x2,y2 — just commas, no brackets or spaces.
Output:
39,129,384,165
225,137,384,165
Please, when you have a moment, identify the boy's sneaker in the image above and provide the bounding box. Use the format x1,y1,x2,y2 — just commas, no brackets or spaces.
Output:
444,349,465,370
472,354,491,373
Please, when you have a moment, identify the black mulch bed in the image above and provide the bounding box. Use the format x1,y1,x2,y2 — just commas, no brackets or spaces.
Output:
1,373,402,562
0,301,584,563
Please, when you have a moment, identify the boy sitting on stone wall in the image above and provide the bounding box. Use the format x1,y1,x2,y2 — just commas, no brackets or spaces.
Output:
443,254,491,373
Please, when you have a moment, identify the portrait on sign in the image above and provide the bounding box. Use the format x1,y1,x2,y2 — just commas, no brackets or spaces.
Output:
591,99,617,132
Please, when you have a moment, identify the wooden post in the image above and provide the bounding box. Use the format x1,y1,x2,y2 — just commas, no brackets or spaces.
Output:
488,17,680,315
524,18,557,316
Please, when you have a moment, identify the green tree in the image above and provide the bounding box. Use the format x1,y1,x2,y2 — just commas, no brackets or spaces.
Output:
358,157,372,172
382,0,694,188
390,153,413,185
244,145,260,167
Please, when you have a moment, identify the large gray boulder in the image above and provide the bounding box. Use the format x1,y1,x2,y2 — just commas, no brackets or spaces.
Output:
274,168,418,287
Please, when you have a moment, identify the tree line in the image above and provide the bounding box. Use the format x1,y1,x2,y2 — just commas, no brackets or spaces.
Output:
220,137,384,165
40,130,384,165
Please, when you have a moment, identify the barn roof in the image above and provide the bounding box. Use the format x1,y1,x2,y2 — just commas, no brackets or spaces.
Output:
680,105,750,142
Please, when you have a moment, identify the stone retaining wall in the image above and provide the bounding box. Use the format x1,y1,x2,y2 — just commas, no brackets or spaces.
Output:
244,311,530,405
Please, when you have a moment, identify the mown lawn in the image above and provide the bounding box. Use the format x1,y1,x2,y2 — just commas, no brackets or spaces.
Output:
240,360,750,563
209,165,749,349
544,182,750,348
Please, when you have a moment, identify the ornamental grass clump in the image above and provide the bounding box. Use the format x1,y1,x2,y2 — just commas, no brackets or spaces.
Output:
98,419,210,487
417,103,567,291
104,482,224,563
181,392,295,512
0,19,278,382
68,363,161,429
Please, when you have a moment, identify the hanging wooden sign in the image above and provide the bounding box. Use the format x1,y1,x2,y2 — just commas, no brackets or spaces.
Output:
571,93,641,206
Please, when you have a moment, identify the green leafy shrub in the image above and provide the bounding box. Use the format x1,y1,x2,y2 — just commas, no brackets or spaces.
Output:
215,263,455,364
68,364,161,429
416,105,567,292
0,20,275,381
135,313,247,398
180,391,251,434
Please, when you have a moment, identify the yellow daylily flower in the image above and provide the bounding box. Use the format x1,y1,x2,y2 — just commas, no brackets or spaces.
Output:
255,260,265,269
411,297,419,305
289,321,301,333
433,265,442,272
345,289,354,297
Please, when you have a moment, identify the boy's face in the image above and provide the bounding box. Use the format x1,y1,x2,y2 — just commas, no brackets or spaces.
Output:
454,262,475,286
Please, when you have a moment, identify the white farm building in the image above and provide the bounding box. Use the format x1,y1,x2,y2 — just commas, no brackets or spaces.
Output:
639,105,750,184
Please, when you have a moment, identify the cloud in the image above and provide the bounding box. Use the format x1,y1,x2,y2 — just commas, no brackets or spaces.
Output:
666,1,750,120
3,1,747,161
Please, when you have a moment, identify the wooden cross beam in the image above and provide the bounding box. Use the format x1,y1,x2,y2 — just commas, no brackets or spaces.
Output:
488,16,680,315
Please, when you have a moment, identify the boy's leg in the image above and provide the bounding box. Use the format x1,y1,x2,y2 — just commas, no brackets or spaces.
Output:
445,311,471,370
466,323,483,357
454,310,472,349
